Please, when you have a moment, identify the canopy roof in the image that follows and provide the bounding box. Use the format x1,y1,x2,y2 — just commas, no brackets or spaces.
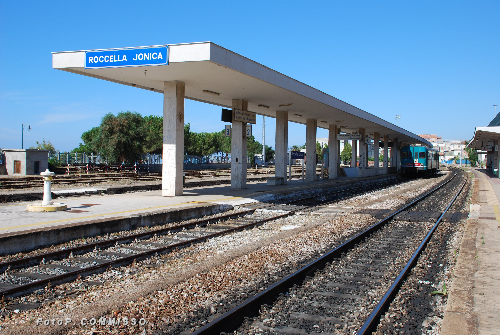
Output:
467,126,500,150
52,42,430,146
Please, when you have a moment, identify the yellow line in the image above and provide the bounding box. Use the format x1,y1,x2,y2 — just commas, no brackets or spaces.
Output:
0,201,204,231
0,179,339,232
494,205,500,227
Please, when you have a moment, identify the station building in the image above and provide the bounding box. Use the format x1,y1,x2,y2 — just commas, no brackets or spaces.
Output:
52,42,431,196
0,149,49,176
467,112,500,175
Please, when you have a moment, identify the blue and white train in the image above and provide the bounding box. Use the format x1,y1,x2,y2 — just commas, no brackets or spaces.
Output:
401,145,439,175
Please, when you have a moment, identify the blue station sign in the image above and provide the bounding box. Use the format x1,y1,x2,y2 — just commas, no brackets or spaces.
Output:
85,46,168,69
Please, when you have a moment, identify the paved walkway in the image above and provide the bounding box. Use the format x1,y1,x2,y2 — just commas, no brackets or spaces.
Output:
0,175,380,237
442,169,500,335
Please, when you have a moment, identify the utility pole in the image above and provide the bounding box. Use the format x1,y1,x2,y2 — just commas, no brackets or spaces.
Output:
22,124,31,149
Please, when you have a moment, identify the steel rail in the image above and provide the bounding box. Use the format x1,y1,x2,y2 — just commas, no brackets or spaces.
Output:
0,174,424,299
192,173,456,335
357,172,468,334
0,178,368,297
0,211,293,298
0,209,255,273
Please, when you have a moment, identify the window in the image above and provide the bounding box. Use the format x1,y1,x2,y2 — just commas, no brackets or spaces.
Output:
419,152,426,159
14,160,21,174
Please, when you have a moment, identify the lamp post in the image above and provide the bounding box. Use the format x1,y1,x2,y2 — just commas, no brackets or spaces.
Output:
395,115,401,127
22,124,31,149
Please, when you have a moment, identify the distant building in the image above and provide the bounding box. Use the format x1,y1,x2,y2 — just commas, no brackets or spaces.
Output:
419,134,442,143
418,134,469,164
0,149,49,176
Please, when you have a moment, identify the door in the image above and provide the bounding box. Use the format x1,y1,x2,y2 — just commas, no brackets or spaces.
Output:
34,161,40,174
14,160,21,174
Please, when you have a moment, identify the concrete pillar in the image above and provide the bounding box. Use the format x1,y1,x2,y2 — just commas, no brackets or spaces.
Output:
306,118,317,181
358,128,366,168
162,81,185,197
393,138,400,171
351,140,358,167
337,130,341,172
373,132,380,174
390,141,395,167
231,99,248,189
328,124,338,179
275,111,288,183
383,135,389,169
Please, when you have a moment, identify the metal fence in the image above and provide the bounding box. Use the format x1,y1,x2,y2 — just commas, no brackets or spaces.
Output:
48,152,164,165
47,153,257,165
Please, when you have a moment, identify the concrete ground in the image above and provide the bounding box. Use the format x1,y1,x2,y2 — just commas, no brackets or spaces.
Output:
0,175,379,237
442,169,500,335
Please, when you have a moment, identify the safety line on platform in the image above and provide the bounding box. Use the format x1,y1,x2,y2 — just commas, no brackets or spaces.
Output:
0,201,205,232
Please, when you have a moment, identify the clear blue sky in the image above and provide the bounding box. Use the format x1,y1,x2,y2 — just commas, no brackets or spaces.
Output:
1,1,499,152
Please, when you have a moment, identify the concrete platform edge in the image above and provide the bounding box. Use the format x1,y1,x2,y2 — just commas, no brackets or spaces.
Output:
0,203,231,255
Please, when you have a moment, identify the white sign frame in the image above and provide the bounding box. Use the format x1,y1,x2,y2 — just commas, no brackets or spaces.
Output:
233,108,256,124
337,134,362,141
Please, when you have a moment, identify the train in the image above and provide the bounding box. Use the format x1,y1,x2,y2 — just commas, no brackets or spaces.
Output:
401,145,439,174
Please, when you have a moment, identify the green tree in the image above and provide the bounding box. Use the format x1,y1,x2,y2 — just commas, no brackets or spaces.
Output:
464,141,478,166
30,138,57,156
184,123,196,155
316,142,322,155
264,145,275,162
99,111,145,163
215,130,231,162
247,135,262,164
73,126,100,154
341,142,352,164
142,115,163,154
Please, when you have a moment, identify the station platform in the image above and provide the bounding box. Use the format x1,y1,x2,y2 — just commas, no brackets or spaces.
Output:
0,174,393,255
442,169,500,335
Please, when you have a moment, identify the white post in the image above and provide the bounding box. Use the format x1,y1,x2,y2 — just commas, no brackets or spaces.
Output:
41,169,55,206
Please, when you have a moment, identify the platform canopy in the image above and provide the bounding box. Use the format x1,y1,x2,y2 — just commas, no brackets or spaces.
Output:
467,126,500,150
52,42,430,146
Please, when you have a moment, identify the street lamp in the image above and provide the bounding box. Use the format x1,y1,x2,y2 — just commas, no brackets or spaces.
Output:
395,115,401,127
22,124,31,149
494,105,498,115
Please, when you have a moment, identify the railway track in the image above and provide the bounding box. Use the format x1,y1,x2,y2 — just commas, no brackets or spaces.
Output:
0,176,402,300
192,170,467,334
